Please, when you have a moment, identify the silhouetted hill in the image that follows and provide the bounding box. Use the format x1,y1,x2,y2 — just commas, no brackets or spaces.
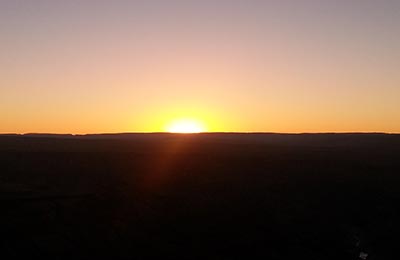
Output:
0,133,399,259
1,132,399,150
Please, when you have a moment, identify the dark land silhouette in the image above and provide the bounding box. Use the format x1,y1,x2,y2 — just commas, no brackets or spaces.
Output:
0,133,400,259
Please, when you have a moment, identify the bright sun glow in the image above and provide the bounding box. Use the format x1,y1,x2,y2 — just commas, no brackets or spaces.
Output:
166,119,206,133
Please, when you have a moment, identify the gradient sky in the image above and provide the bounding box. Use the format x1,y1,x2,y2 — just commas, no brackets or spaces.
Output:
1,0,399,133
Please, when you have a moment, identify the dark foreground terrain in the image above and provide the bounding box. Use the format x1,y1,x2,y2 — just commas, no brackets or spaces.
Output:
0,133,400,259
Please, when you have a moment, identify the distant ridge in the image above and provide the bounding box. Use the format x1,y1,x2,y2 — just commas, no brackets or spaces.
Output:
0,132,399,153
22,133,76,138
0,132,397,139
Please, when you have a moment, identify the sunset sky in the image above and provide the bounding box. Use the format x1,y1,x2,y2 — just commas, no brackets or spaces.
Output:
1,0,399,133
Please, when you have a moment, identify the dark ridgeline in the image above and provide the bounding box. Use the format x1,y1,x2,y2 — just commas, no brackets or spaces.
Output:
0,133,399,259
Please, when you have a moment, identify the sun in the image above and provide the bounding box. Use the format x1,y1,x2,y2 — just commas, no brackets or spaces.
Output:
166,119,206,133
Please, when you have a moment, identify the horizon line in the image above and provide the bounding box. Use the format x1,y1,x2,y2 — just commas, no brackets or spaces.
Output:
1,131,399,136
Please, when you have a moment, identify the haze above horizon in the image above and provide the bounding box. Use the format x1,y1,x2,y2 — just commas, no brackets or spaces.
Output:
1,1,399,134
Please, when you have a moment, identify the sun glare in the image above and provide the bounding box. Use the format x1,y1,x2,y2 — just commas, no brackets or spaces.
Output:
166,119,206,133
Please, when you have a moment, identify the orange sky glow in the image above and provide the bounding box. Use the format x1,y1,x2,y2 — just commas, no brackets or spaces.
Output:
1,1,399,134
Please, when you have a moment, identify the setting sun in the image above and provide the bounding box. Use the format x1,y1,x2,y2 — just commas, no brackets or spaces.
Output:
166,119,206,133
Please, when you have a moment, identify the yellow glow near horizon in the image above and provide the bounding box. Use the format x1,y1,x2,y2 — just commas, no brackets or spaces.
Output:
166,119,207,133
1,2,400,134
